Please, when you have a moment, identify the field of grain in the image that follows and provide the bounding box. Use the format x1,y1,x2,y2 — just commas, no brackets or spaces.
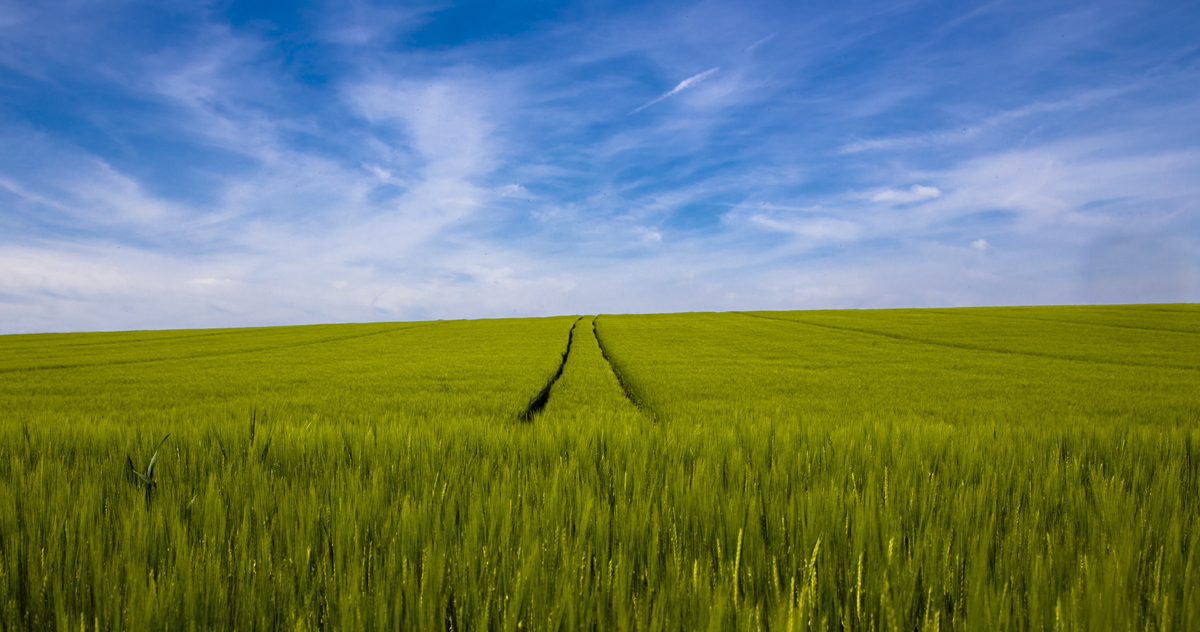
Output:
1,305,1198,631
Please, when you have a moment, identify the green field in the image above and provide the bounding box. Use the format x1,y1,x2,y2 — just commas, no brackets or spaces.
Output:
2,305,1198,630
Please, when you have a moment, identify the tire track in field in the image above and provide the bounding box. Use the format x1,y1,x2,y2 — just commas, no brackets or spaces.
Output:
735,312,1200,372
0,321,442,375
519,317,582,422
592,316,658,420
922,308,1200,336
0,326,306,352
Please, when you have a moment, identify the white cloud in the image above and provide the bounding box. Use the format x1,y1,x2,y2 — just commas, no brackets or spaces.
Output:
188,278,234,291
748,214,860,241
746,33,777,52
0,246,135,300
870,185,942,203
840,87,1136,154
971,239,990,251
498,184,530,197
0,131,189,231
632,67,720,113
316,2,435,45
634,226,663,243
922,140,1200,231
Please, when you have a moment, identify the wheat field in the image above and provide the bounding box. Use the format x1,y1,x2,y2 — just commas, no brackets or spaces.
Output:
1,305,1198,630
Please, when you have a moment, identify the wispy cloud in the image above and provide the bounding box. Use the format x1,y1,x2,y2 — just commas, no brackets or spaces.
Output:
746,33,777,52
749,214,860,241
0,0,1197,333
839,86,1138,154
870,185,941,203
631,67,720,113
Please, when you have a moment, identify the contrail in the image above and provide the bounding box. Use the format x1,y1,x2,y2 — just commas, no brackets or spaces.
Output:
631,67,719,113
746,33,777,52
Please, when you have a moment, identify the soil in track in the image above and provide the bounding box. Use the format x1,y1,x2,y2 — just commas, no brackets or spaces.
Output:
534,317,646,424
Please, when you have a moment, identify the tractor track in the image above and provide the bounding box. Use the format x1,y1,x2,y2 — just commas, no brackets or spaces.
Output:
519,317,582,422
592,316,657,421
735,311,1200,372
0,321,441,375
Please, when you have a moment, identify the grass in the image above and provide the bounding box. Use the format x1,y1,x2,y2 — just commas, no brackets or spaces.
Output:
1,305,1197,630
594,306,1200,425
0,317,575,427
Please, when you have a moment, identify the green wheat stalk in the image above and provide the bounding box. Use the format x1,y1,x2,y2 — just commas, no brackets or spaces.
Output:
127,433,170,504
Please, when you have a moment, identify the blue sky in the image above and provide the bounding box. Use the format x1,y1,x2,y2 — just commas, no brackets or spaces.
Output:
1,0,1197,333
